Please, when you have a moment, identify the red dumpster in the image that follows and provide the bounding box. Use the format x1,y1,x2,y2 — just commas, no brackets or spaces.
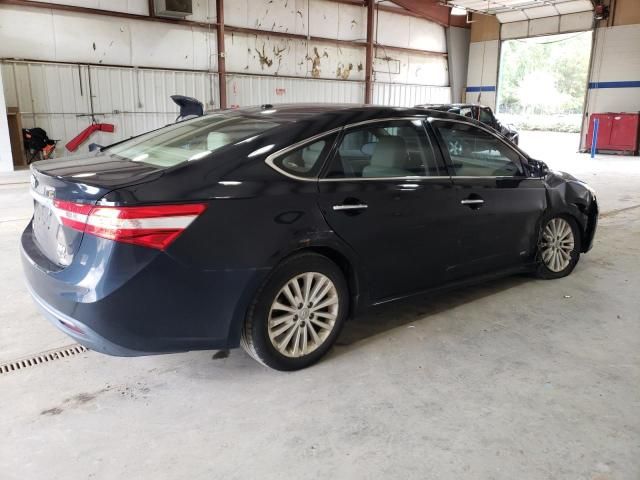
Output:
586,112,640,155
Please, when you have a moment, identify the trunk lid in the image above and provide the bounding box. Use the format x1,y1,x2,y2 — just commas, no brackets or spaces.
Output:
29,154,164,267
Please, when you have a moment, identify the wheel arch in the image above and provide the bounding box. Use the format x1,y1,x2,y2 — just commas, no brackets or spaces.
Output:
285,245,366,318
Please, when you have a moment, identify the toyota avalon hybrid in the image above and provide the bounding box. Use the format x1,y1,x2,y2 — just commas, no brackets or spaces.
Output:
22,104,598,370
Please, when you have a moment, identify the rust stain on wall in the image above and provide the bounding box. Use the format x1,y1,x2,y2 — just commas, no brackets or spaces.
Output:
306,47,324,78
273,44,288,74
255,44,273,69
336,63,353,80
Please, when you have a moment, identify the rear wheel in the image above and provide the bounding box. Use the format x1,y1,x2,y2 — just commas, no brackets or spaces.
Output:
535,215,581,279
241,253,348,370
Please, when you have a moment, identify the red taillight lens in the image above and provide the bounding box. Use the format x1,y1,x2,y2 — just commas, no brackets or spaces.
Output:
53,200,207,250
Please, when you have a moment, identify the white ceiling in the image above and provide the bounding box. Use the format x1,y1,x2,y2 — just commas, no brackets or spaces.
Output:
446,0,594,23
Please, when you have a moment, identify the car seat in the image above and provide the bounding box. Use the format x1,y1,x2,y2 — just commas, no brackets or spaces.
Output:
361,136,410,177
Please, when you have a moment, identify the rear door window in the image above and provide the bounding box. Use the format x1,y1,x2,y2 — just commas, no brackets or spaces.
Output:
325,119,441,178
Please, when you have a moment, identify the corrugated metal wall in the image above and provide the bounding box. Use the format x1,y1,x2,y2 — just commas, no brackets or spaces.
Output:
373,82,451,107
1,60,219,154
226,74,365,106
2,59,452,156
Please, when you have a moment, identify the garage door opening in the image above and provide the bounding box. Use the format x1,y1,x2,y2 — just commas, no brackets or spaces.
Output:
496,31,592,156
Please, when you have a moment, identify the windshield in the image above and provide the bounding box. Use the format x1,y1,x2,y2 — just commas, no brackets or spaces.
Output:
106,114,280,167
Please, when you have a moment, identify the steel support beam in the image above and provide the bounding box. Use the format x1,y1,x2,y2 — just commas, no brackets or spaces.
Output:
364,0,374,104
216,0,227,110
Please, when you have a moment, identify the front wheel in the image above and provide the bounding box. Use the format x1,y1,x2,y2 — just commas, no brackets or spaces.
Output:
241,253,348,370
535,216,581,279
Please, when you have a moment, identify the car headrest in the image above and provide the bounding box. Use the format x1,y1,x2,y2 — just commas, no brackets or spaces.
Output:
370,136,407,169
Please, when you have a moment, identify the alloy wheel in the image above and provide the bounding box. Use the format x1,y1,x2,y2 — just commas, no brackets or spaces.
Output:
267,272,339,358
540,217,575,273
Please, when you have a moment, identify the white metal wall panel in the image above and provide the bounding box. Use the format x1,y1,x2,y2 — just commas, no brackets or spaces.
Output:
581,24,640,148
375,10,446,53
1,3,448,86
372,83,451,107
1,61,218,156
226,0,366,40
0,5,216,71
28,0,149,15
225,31,365,81
501,21,529,40
585,24,640,114
28,0,212,19
528,16,562,36
500,12,592,39
465,40,499,109
559,11,594,33
373,51,449,86
226,74,364,106
0,6,57,61
462,0,593,21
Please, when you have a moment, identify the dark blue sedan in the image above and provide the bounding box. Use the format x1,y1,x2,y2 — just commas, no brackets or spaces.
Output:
22,104,598,370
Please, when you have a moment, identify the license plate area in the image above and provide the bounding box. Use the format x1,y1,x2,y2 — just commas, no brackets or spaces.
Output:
31,197,80,267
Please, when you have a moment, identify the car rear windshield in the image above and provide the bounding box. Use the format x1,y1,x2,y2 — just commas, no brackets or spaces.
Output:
105,114,280,167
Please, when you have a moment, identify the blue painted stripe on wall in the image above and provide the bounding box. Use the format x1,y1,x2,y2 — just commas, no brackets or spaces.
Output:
589,81,640,89
466,86,496,93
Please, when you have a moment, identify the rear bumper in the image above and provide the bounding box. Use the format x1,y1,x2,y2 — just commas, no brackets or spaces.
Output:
26,282,152,356
21,223,269,356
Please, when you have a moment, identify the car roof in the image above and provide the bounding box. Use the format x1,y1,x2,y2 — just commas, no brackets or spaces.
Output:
417,103,489,109
223,103,469,128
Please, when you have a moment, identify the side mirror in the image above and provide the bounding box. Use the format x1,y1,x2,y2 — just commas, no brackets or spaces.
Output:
539,161,549,176
528,159,549,177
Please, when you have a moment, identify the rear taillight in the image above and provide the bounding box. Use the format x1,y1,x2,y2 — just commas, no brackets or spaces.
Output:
53,200,207,250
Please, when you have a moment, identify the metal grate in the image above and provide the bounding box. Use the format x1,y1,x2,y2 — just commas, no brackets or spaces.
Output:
0,344,88,375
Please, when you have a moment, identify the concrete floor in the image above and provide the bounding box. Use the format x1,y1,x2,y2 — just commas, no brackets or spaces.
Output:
1,132,639,479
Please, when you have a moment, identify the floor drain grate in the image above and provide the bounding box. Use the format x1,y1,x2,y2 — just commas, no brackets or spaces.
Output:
0,344,88,375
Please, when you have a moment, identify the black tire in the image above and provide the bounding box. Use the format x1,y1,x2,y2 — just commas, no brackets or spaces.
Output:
241,252,349,371
535,214,581,279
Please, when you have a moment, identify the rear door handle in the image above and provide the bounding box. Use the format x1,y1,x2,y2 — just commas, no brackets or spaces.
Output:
460,199,484,205
332,204,368,211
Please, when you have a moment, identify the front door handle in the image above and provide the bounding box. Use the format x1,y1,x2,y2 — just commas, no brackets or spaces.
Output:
461,194,484,210
333,204,368,211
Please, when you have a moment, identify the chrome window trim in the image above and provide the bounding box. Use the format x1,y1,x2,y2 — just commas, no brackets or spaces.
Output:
339,116,427,131
265,114,538,182
264,116,431,182
319,175,451,182
263,115,531,183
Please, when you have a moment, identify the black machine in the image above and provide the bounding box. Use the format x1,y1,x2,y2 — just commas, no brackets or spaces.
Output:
22,128,58,163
